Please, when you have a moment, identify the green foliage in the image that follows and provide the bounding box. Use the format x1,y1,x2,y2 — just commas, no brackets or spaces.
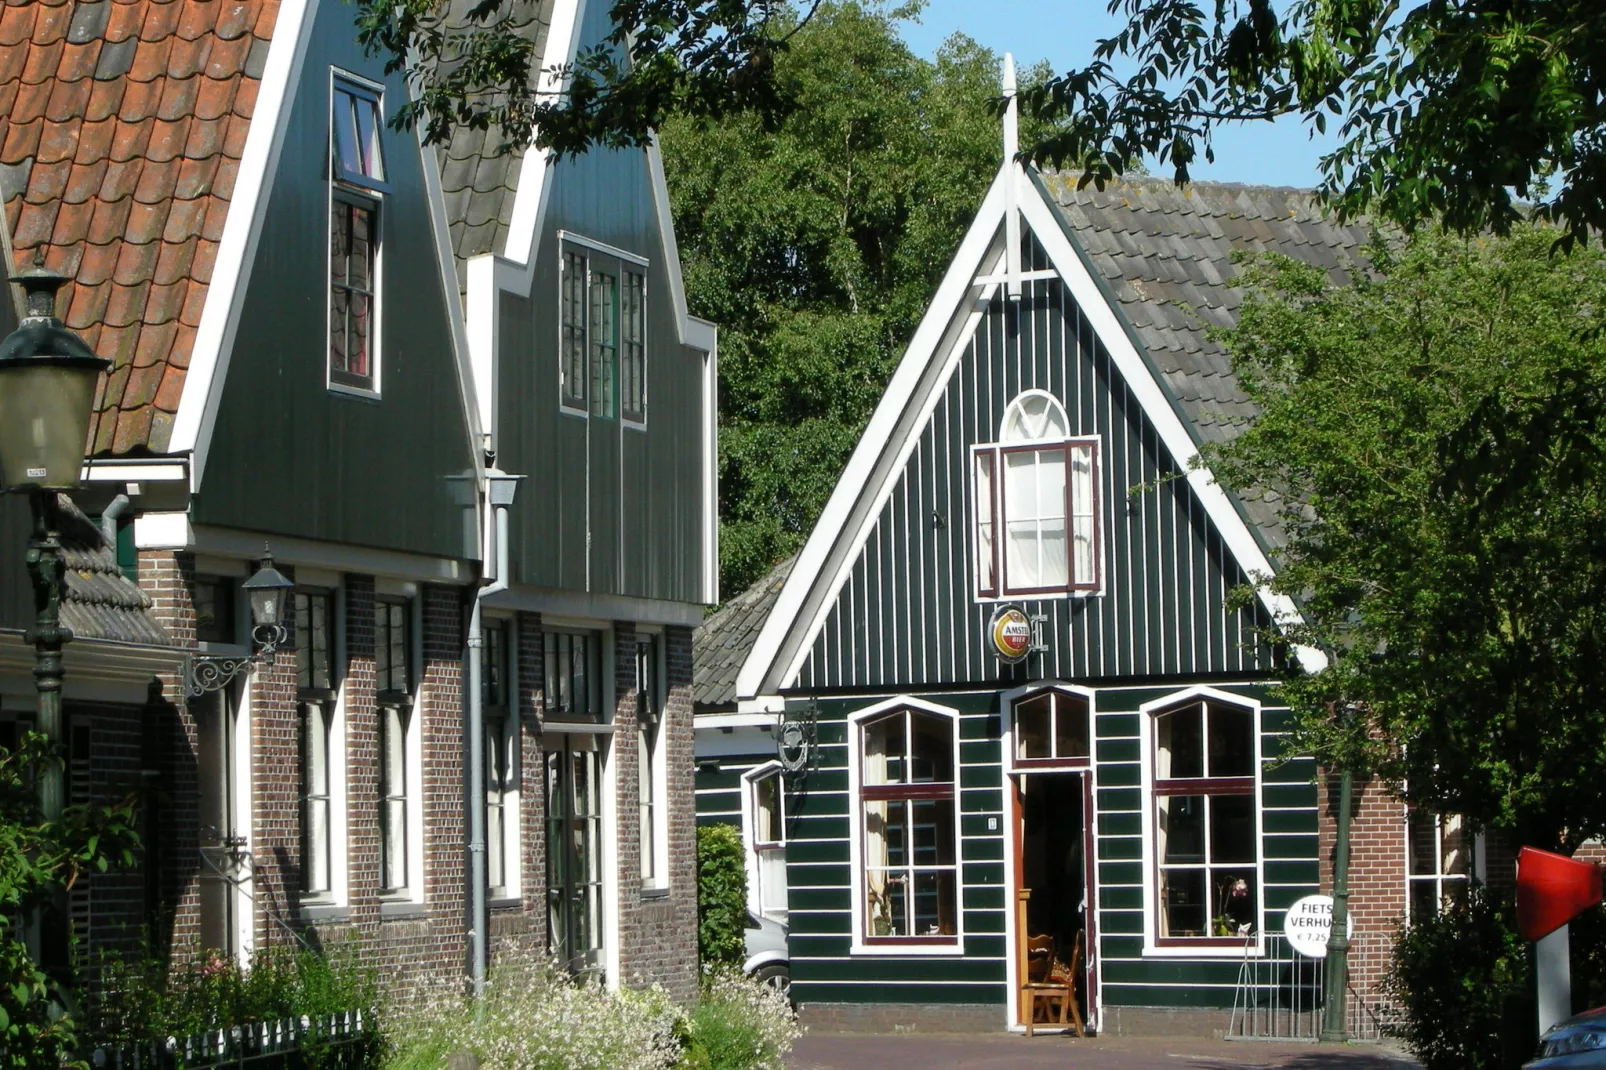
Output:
86,941,381,1054
661,3,1057,593
1020,0,1606,248
0,731,139,1069
696,824,748,969
679,969,798,1070
1382,888,1528,1070
1203,227,1606,849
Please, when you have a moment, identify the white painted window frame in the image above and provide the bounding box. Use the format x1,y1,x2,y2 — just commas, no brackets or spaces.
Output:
486,613,521,902
1402,806,1480,921
638,629,670,893
1001,681,1097,771
846,695,966,956
326,68,387,401
1137,686,1267,959
741,759,789,920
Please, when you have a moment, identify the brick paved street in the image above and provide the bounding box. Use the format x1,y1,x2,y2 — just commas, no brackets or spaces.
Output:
788,1033,1423,1070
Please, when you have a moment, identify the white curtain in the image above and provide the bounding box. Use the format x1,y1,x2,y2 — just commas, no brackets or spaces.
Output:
864,723,891,935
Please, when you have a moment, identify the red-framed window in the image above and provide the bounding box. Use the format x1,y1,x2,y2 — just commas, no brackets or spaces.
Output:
1151,698,1259,945
856,707,959,945
1010,687,1091,769
974,392,1099,598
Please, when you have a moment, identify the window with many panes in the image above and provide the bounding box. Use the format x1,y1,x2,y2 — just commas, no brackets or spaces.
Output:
329,75,387,393
854,705,959,945
1010,688,1091,767
637,635,667,890
621,271,646,422
375,599,413,895
484,619,518,899
544,630,602,721
558,244,647,422
1405,809,1473,920
296,590,336,898
1150,697,1259,943
974,391,1098,597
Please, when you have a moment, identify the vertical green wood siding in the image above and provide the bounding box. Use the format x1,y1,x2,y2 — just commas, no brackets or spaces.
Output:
495,0,707,605
772,686,1318,1011
193,2,476,560
796,234,1282,692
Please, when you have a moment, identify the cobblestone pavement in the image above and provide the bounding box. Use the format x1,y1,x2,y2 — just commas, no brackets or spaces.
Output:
788,1033,1423,1070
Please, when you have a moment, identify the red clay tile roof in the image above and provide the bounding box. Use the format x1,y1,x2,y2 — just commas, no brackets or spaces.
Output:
0,0,276,456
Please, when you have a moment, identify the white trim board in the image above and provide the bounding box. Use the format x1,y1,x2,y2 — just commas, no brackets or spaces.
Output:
169,0,321,487
735,163,1321,700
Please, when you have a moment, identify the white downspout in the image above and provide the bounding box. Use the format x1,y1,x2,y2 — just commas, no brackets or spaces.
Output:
468,469,520,997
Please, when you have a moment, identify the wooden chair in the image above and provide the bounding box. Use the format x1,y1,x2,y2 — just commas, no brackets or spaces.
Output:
1021,931,1085,1037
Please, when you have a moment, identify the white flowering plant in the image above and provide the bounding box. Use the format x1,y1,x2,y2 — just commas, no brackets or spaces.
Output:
383,955,683,1070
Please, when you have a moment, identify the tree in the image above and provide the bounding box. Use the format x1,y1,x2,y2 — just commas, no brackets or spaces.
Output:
659,3,1052,594
359,0,1606,246
0,732,138,1067
1203,228,1606,850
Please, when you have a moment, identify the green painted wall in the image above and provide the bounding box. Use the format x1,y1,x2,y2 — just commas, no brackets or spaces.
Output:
495,0,707,605
191,1,477,561
738,683,1318,1013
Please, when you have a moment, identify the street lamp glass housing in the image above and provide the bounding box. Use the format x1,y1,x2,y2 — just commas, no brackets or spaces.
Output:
0,270,110,491
243,552,293,629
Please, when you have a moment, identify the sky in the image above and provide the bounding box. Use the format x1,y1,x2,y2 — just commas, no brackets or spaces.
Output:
896,0,1338,189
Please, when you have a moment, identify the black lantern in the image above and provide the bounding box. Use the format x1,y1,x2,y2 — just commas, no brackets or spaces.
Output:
188,547,296,696
242,549,293,634
0,268,110,491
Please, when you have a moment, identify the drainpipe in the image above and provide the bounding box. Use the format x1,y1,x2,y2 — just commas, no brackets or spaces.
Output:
468,469,520,997
99,492,129,548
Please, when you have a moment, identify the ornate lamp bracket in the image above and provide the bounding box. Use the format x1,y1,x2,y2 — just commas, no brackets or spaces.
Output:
186,624,287,697
774,702,819,774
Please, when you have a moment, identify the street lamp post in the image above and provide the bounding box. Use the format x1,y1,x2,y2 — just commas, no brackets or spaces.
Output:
0,267,111,821
1320,702,1357,1043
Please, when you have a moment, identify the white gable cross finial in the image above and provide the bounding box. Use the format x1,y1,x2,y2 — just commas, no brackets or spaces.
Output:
1002,52,1021,301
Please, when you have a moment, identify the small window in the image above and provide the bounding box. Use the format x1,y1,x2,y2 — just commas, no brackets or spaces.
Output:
621,271,646,422
329,75,386,395
561,251,588,410
590,270,618,419
637,636,667,889
332,81,387,191
1011,688,1090,766
375,598,415,896
485,620,518,899
748,765,789,918
856,706,959,945
295,589,337,898
973,392,1099,597
1150,697,1259,944
1406,809,1473,920
544,630,603,720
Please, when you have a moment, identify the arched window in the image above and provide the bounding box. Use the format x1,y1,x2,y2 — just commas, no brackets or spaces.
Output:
1010,687,1091,767
853,703,959,946
974,391,1099,598
1149,695,1259,945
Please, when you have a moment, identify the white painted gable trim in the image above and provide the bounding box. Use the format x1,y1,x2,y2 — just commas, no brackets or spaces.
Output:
1015,180,1323,672
169,0,320,488
735,165,1322,699
735,166,1011,699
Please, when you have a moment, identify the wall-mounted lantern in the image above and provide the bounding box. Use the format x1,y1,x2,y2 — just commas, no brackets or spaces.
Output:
187,547,294,696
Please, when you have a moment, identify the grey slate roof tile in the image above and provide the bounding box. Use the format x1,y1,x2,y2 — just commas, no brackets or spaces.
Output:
52,493,172,646
693,556,794,708
1037,172,1376,550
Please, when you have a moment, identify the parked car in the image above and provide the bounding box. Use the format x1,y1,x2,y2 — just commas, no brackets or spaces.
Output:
743,911,790,998
1528,1007,1606,1068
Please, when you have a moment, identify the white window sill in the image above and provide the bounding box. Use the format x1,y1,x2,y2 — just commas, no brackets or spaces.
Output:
1141,940,1264,959
488,895,521,910
973,589,1102,604
301,901,348,922
849,940,967,957
640,884,670,900
328,382,381,401
379,897,426,919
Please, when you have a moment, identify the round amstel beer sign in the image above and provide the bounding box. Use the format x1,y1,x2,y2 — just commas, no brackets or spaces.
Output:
988,606,1032,664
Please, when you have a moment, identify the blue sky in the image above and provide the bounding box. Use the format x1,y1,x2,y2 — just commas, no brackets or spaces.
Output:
897,0,1337,189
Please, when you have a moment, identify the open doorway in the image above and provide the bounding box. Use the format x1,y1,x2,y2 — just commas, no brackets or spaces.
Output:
1014,771,1094,1030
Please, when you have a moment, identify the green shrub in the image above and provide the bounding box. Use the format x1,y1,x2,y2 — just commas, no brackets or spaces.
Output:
1383,886,1529,1070
682,969,798,1070
696,825,748,969
86,940,381,1065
